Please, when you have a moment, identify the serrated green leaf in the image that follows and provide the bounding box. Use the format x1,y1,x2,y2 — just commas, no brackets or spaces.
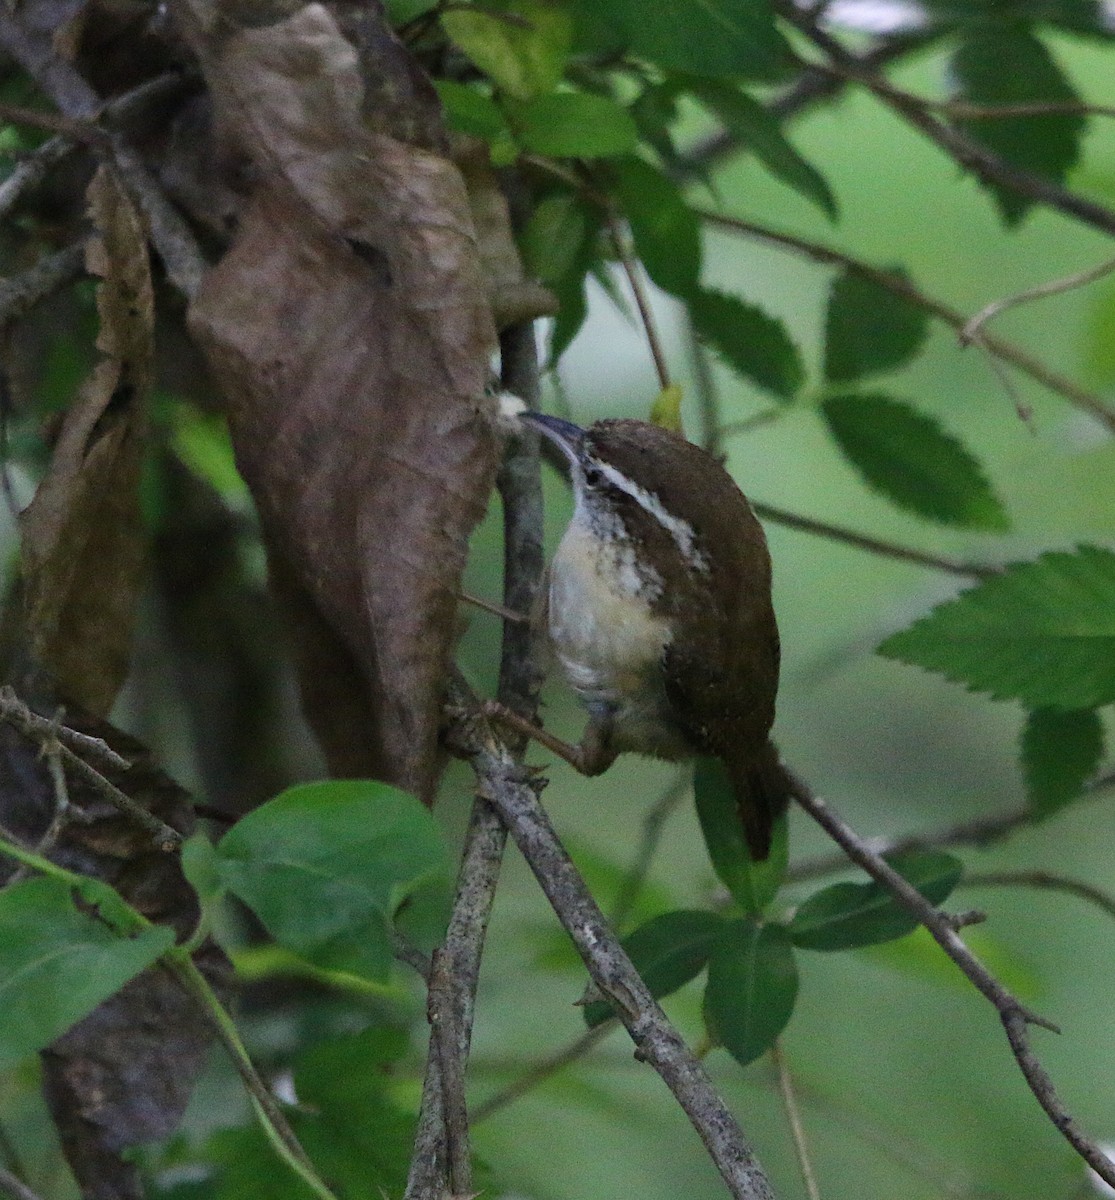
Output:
514,91,638,158
0,875,174,1067
611,156,702,299
694,757,788,914
441,1,572,101
689,288,804,401
584,909,725,1027
215,780,449,982
788,853,963,951
1021,707,1104,818
824,268,929,382
686,80,837,218
950,31,1085,226
822,393,1008,529
434,81,517,165
582,0,791,81
879,546,1115,709
703,919,797,1067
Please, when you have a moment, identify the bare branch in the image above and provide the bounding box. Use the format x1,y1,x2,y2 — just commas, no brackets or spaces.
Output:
0,688,181,851
604,208,672,391
0,244,87,329
698,209,1115,435
751,501,996,579
788,771,1115,1188
961,254,1115,345
0,10,206,299
963,870,1115,924
0,1165,45,1200
444,678,776,1200
781,14,1115,240
771,1042,821,1200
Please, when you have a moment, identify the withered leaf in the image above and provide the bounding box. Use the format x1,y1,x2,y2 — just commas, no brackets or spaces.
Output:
184,3,500,801
19,164,153,718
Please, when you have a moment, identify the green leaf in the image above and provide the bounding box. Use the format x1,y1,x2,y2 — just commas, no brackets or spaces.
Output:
582,0,791,81
879,546,1115,710
824,268,929,383
822,393,1008,530
520,191,589,285
686,80,837,218
949,31,1085,226
514,91,638,158
788,853,963,951
689,288,804,401
1021,707,1105,818
915,0,1108,34
584,909,725,1027
694,757,788,914
434,81,516,165
214,780,449,983
0,875,174,1067
703,919,797,1067
611,157,702,298
441,0,572,101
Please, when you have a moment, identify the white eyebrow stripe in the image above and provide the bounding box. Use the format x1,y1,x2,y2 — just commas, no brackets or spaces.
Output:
594,459,710,573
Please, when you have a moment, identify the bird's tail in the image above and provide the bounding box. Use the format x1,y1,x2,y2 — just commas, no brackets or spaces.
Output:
731,740,792,862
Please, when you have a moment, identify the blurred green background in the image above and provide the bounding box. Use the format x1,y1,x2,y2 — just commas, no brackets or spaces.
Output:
2,30,1114,1200
452,33,1115,1200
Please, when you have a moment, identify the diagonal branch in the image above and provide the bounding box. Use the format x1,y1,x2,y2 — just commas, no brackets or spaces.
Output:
444,677,776,1200
698,209,1115,435
788,771,1115,1188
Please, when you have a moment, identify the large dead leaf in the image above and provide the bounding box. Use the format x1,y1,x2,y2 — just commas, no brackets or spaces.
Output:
19,164,153,718
183,2,500,801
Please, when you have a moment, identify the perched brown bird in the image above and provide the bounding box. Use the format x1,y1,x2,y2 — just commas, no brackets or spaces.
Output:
520,413,786,860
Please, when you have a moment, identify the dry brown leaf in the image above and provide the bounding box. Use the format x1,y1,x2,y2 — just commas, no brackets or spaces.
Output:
19,164,153,718
184,2,500,801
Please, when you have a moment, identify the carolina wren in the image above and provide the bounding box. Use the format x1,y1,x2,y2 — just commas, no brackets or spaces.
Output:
516,412,786,861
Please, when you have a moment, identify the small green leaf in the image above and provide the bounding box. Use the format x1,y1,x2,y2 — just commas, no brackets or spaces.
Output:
1021,707,1104,818
689,288,804,401
520,191,589,285
650,383,684,433
788,853,963,951
879,546,1115,710
582,0,791,81
514,91,638,158
611,157,701,298
584,909,725,1027
0,875,174,1067
950,31,1085,226
215,780,449,982
824,269,929,382
694,757,787,915
822,393,1008,530
686,80,837,218
441,0,572,101
703,919,797,1067
434,81,516,165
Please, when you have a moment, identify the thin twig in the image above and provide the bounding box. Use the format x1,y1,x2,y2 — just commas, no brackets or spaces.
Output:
458,590,530,625
406,323,546,1200
0,1166,44,1200
0,244,88,328
963,871,1115,924
0,11,206,299
717,409,785,441
787,772,1115,1188
698,209,1115,435
604,209,672,391
0,688,181,850
782,12,1115,240
610,773,690,930
962,254,1115,344
750,501,996,579
444,678,776,1200
771,1042,821,1200
471,1023,616,1124
687,308,722,456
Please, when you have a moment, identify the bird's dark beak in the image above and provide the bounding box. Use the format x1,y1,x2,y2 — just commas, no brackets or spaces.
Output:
519,411,586,467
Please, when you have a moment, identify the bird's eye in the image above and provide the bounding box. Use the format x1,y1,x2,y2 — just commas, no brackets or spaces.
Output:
582,464,603,487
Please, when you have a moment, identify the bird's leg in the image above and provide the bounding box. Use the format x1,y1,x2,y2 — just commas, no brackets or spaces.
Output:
483,701,618,777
